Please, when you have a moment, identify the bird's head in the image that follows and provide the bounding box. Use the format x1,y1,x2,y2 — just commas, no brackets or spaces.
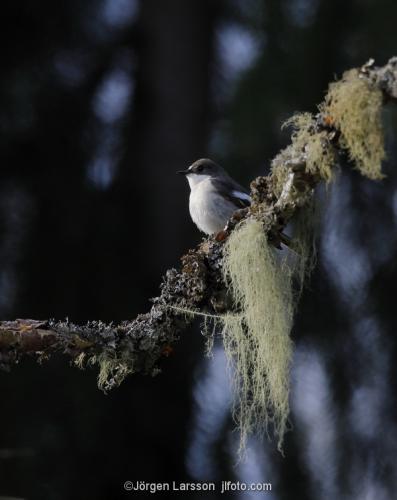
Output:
178,158,225,187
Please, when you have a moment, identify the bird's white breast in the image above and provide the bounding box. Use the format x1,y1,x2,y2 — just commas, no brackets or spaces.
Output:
188,175,236,235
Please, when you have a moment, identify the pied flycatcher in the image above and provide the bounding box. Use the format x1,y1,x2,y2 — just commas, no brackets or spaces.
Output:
178,158,251,235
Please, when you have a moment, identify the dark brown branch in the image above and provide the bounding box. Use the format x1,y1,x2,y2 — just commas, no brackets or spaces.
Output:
1,57,396,390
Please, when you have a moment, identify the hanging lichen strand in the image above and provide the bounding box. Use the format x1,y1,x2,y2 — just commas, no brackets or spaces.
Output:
321,68,385,180
221,219,296,453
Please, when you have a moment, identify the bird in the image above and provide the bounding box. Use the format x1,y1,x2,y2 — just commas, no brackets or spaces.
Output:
178,158,251,235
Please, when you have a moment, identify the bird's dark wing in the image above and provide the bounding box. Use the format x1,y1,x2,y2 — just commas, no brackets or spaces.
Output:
211,177,251,209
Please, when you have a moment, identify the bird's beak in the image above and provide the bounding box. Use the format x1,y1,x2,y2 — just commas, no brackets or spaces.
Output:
177,169,190,175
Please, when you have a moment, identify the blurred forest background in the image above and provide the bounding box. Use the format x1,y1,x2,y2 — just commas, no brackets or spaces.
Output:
0,0,397,499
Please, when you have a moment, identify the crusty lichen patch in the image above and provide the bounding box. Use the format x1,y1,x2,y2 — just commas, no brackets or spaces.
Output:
322,69,385,179
222,219,295,452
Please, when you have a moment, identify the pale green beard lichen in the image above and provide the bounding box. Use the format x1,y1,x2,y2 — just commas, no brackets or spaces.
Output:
168,214,315,454
271,113,336,197
271,70,385,187
322,69,385,179
88,352,133,391
74,352,86,369
292,201,317,292
222,219,295,452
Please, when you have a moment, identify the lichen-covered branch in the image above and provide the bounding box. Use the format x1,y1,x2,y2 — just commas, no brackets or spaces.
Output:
0,57,396,390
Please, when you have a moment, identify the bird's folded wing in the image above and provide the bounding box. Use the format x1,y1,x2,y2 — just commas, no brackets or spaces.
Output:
212,178,251,208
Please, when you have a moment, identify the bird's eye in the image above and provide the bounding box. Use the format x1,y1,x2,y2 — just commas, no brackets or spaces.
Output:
196,165,203,173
